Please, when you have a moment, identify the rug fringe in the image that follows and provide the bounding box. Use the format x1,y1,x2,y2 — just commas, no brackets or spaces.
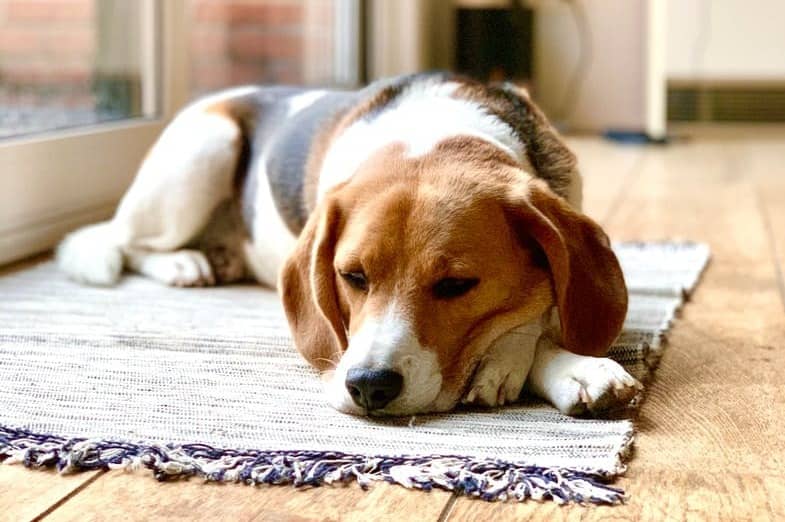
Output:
0,425,624,505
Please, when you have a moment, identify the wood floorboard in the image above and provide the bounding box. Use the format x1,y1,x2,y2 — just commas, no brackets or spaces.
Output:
41,470,450,522
2,132,783,520
0,466,103,522
448,136,785,519
741,137,785,311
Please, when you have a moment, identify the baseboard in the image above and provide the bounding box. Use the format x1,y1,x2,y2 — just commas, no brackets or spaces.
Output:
0,202,117,266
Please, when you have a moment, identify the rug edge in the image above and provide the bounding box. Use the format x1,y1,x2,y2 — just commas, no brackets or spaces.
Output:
0,424,626,505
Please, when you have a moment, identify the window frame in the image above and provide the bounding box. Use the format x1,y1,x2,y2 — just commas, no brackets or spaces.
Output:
0,0,188,266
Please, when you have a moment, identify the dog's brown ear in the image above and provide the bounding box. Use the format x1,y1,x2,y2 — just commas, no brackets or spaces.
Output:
506,182,627,356
279,199,347,370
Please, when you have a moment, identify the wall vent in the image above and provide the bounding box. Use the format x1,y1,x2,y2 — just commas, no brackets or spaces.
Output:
668,83,785,122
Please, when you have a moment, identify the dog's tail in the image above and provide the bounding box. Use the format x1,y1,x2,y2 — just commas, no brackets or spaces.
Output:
56,221,124,286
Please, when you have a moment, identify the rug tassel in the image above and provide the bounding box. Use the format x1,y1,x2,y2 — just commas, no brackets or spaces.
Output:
0,425,624,504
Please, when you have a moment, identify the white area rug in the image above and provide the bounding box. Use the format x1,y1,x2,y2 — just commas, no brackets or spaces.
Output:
0,242,709,504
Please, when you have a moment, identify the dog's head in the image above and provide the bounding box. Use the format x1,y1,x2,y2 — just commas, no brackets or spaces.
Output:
280,141,626,415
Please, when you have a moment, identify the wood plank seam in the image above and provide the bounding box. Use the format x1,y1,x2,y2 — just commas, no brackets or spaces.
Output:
599,152,648,225
32,470,106,522
754,186,785,313
437,494,458,522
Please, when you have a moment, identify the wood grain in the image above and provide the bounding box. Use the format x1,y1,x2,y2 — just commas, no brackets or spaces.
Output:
0,466,102,522
445,469,785,522
43,470,450,522
448,135,785,518
569,137,645,223
741,135,785,312
2,132,784,520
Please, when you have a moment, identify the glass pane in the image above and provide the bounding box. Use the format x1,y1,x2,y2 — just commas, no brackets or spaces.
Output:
0,0,148,139
188,0,345,98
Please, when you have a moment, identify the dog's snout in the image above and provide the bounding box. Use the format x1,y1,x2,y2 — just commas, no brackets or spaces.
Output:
345,368,403,411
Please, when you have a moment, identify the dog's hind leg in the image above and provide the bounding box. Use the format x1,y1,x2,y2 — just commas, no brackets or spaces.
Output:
125,199,250,287
58,95,247,286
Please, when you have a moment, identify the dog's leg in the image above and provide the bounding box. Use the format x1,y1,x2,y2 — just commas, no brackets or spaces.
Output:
462,323,540,407
193,200,250,285
58,101,243,286
527,336,642,415
125,249,215,287
113,106,242,252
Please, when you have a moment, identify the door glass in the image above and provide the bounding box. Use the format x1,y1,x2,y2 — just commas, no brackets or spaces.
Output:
0,0,148,139
187,0,348,98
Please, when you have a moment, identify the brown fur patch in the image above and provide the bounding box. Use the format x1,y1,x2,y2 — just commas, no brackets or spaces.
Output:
203,96,257,195
292,141,555,405
453,79,579,202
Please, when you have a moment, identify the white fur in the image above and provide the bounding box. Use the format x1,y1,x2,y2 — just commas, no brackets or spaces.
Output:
112,109,241,251
286,90,327,116
243,156,298,288
462,323,540,407
58,90,248,286
317,79,526,200
191,86,261,111
125,249,214,287
56,222,123,286
527,336,642,415
325,303,442,415
241,91,328,287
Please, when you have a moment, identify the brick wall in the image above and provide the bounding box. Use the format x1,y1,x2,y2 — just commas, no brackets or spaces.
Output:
188,0,334,96
0,0,334,108
0,0,95,106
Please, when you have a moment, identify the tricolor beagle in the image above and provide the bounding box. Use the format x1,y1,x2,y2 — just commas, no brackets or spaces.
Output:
57,73,640,417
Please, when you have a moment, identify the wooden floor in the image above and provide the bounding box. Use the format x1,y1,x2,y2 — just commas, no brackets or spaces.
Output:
2,126,785,521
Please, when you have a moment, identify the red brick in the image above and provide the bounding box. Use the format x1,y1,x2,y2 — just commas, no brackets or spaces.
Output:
7,0,94,22
1,63,91,85
228,31,302,60
189,29,228,57
0,29,41,54
54,30,93,54
228,62,266,84
0,29,93,62
191,62,233,91
193,1,302,26
265,62,302,84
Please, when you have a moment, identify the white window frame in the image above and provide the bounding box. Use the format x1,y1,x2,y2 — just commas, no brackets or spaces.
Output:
0,0,188,266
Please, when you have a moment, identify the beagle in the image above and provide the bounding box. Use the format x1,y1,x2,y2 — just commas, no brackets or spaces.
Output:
57,73,640,417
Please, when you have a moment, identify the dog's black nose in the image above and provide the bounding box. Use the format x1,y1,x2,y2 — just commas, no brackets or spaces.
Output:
345,368,403,411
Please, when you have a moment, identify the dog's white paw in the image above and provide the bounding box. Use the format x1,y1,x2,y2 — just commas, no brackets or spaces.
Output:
162,250,215,287
129,249,215,287
462,334,535,407
556,358,642,415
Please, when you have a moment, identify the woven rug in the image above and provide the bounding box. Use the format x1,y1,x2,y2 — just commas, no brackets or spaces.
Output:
0,242,709,504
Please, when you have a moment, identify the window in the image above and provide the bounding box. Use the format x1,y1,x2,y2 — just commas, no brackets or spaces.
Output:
0,0,360,266
187,0,361,96
0,1,148,139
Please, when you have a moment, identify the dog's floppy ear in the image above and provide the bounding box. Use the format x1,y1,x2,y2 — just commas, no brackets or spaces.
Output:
505,182,627,356
279,199,347,370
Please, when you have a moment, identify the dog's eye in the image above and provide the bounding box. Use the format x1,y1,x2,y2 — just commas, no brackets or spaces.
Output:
340,271,368,292
433,277,479,299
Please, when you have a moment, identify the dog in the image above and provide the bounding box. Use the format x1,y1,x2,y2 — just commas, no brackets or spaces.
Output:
57,73,641,417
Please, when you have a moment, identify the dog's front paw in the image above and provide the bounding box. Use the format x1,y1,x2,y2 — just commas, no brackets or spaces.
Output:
462,340,532,407
559,358,642,415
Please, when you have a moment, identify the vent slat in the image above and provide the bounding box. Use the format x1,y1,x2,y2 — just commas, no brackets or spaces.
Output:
667,86,785,122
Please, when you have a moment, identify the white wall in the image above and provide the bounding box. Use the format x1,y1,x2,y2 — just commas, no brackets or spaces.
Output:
667,0,785,81
533,0,655,132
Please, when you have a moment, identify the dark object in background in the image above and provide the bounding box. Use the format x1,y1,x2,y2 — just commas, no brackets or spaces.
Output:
455,4,534,83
